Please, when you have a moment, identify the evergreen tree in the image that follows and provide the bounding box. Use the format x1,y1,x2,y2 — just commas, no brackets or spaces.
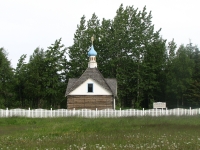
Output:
185,45,200,107
14,54,28,107
44,38,67,108
166,45,194,108
97,18,114,77
13,39,67,108
25,48,46,108
0,48,14,108
164,39,177,107
67,16,88,78
142,38,167,108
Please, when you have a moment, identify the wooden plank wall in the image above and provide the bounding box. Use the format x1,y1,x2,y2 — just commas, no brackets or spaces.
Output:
67,95,113,110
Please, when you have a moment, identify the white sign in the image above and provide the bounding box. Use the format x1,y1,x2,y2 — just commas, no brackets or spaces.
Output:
153,102,166,109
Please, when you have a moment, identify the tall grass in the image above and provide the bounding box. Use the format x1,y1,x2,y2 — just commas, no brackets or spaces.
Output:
0,116,200,149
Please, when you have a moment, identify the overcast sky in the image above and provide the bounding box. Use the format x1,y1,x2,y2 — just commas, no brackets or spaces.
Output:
1,0,199,68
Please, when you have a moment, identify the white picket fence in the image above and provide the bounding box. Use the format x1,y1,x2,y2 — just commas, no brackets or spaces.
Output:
0,107,200,118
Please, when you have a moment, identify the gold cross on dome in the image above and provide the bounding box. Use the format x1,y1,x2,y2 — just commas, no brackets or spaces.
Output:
91,36,94,45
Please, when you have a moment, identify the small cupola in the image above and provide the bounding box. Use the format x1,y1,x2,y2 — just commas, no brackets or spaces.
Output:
88,36,97,68
88,45,97,57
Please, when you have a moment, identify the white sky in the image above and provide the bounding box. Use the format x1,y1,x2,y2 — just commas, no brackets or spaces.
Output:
0,0,199,68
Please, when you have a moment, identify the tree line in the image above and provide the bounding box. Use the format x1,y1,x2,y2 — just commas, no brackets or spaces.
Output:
0,4,200,109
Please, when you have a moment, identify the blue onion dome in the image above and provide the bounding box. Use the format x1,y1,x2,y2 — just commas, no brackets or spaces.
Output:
88,45,97,56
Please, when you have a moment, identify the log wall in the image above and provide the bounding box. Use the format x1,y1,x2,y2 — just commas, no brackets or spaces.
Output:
67,95,113,110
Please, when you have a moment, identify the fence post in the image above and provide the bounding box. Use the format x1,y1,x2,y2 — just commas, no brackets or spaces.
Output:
40,109,42,118
73,108,75,116
10,109,12,117
28,108,30,117
111,109,113,117
190,107,191,115
6,108,8,117
178,108,179,116
96,108,97,118
114,98,115,110
120,108,121,117
50,108,52,117
156,108,157,117
45,109,47,117
143,108,144,116
65,109,68,117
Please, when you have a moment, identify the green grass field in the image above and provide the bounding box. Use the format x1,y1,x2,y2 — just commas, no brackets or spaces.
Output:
0,116,200,149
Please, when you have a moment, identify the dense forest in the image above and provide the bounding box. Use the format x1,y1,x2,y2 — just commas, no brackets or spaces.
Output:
0,5,200,109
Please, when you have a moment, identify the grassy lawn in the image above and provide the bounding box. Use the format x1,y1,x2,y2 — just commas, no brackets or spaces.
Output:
0,116,200,149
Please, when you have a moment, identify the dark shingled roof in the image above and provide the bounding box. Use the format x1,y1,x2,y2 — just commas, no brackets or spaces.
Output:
105,79,117,96
66,78,78,95
65,68,117,97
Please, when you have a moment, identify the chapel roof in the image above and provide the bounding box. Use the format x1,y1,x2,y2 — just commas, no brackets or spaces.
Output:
65,68,117,97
